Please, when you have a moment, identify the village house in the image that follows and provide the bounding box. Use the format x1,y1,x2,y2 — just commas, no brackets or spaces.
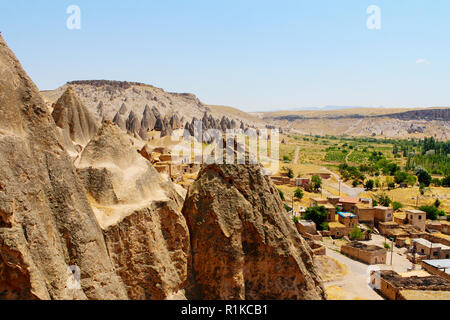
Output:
375,270,450,300
295,177,311,188
337,212,358,228
338,198,361,213
309,197,329,207
373,206,394,225
296,220,322,241
341,242,387,265
327,196,341,206
323,203,336,222
328,222,348,238
405,209,426,232
427,220,443,233
442,221,450,235
411,238,450,260
421,259,450,281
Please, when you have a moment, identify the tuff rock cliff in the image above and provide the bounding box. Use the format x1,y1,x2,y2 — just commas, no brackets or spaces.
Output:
0,34,324,301
182,161,326,300
51,86,99,147
0,33,127,300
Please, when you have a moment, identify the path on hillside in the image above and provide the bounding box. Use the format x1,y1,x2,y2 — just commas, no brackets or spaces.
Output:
345,149,354,165
293,146,300,164
322,167,365,198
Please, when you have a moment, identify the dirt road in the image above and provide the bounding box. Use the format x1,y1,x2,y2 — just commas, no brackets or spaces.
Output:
325,249,384,300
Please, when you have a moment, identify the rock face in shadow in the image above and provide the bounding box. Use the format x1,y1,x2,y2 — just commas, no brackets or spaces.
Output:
76,121,189,299
51,87,99,146
182,162,326,300
0,34,127,300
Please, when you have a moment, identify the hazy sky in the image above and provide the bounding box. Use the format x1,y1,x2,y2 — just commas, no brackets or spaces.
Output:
1,0,449,112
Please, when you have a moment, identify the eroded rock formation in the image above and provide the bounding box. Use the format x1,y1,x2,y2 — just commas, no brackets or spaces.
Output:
0,33,127,300
51,87,99,146
182,162,326,300
76,121,189,299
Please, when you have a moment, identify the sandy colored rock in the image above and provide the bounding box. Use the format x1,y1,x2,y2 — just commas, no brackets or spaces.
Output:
126,110,141,136
113,112,126,131
103,200,190,300
182,162,326,300
77,121,189,299
141,105,156,131
51,87,99,146
0,34,127,300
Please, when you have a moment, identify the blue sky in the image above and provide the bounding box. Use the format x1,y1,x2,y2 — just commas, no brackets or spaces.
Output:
1,0,449,112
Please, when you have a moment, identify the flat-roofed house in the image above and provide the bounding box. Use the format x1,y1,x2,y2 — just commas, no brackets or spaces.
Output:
327,196,341,206
412,238,450,260
355,204,375,226
442,221,450,235
296,220,322,241
295,177,311,188
377,270,450,300
341,242,387,264
328,222,347,238
421,259,450,281
309,198,329,207
373,206,394,225
338,198,360,213
405,209,426,232
338,212,358,228
323,203,336,222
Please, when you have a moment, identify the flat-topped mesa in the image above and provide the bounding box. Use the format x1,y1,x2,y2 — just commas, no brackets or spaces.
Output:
182,161,326,300
0,32,127,300
51,86,99,146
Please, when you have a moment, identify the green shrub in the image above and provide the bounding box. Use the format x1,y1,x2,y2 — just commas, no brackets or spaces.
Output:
350,227,365,240
303,206,328,231
392,202,403,211
294,188,304,200
419,205,445,220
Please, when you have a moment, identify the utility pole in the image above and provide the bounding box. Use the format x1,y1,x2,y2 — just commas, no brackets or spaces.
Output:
390,238,394,266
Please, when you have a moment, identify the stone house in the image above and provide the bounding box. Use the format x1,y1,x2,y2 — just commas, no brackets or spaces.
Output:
323,203,336,222
338,198,361,213
421,259,450,281
296,220,322,241
337,212,358,228
309,198,329,207
405,209,426,232
328,222,349,238
295,177,311,188
376,270,450,300
341,242,387,264
412,238,450,260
